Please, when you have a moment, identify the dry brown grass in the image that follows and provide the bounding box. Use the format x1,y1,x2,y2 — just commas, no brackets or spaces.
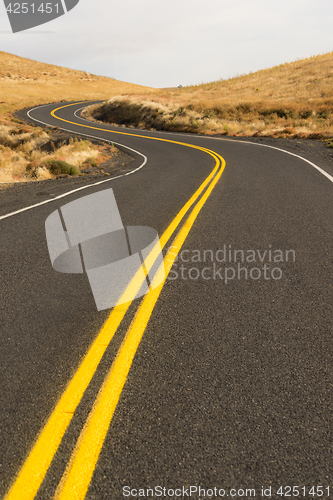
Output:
0,51,152,114
0,121,105,183
0,51,153,182
86,52,333,141
2,51,333,183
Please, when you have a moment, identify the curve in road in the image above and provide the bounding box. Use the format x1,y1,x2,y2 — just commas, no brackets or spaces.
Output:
2,101,332,500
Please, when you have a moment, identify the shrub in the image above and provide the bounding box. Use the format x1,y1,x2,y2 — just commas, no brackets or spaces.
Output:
283,127,297,135
9,126,33,135
26,160,42,178
83,157,98,168
44,159,79,176
299,109,312,119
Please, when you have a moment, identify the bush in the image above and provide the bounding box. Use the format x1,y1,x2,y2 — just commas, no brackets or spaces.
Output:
83,157,98,168
283,127,297,135
9,127,32,135
26,160,42,178
44,159,79,176
299,109,313,119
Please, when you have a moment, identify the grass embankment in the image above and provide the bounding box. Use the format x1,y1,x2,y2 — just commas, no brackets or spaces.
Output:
0,51,152,182
85,52,333,146
0,121,112,182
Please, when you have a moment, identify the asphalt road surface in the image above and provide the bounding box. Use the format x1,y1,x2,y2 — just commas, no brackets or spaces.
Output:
0,102,332,500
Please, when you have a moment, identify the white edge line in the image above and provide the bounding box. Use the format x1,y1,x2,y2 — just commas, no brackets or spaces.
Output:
227,139,333,183
0,104,147,221
2,101,331,223
76,104,333,184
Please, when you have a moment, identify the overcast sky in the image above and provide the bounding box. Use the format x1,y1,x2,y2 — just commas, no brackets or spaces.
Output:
0,0,332,87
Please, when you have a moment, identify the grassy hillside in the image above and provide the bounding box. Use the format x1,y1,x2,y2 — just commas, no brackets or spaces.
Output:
0,51,152,114
86,52,333,142
0,51,152,183
1,51,332,184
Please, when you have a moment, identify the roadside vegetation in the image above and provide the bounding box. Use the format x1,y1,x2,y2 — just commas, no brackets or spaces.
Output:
0,51,152,183
1,51,332,183
0,118,110,182
85,52,333,145
0,51,151,115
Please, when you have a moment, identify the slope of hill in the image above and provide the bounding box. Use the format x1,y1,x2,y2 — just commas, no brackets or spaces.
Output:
1,51,332,184
0,52,152,183
0,51,151,114
86,52,333,141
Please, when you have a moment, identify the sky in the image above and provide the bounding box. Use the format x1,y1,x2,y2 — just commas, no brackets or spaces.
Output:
0,0,332,88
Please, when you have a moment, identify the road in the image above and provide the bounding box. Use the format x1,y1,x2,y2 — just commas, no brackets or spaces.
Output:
0,102,332,500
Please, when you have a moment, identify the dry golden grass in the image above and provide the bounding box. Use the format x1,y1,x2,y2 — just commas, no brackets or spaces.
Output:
0,51,153,182
0,122,105,183
0,50,152,114
1,51,333,184
87,52,333,141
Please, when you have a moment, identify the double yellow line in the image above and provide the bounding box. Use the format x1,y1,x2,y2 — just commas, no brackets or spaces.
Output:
5,103,225,500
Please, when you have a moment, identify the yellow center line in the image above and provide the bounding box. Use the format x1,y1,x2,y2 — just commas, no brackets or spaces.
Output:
55,152,226,500
50,102,221,152
5,103,225,500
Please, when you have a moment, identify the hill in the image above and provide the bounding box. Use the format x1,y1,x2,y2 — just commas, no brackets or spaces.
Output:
0,52,152,183
86,52,333,141
0,51,152,115
1,51,332,184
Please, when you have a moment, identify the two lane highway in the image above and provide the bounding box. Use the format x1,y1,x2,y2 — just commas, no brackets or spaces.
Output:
1,102,332,499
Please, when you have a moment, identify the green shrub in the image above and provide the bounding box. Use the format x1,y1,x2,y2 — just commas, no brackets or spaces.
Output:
44,159,79,176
